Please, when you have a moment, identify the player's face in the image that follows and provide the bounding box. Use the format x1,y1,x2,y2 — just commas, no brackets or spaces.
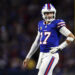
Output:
44,12,54,21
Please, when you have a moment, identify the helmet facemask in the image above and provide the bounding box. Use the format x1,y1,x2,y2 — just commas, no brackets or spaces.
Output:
43,12,55,22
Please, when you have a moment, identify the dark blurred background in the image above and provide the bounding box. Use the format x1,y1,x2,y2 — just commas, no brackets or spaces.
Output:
0,0,75,75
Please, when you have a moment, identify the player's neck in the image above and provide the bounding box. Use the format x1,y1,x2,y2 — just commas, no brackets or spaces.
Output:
45,21,50,24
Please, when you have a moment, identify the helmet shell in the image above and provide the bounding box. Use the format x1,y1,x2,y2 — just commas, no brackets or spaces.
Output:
41,3,56,22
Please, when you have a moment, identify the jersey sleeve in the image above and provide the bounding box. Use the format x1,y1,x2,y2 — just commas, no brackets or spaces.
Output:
38,21,41,32
56,19,66,30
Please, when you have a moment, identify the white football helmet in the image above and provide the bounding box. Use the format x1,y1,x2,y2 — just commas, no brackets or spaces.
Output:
41,3,56,22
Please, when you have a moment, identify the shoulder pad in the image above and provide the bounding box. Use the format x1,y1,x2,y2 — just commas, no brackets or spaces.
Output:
56,19,66,29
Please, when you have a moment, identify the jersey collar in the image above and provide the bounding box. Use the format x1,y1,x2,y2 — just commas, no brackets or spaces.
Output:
43,19,56,25
43,21,51,25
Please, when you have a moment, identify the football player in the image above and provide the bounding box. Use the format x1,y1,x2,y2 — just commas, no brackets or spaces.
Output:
23,3,75,75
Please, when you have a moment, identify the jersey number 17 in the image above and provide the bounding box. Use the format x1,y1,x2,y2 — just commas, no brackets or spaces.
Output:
40,32,51,44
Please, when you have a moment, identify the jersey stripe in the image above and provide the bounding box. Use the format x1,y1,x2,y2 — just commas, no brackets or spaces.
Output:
58,23,65,26
44,57,55,75
57,24,66,28
58,22,65,25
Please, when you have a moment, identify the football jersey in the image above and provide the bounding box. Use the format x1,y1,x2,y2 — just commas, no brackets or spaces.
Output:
38,19,66,52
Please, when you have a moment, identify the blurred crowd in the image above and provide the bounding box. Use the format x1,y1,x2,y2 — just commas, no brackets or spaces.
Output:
0,0,75,75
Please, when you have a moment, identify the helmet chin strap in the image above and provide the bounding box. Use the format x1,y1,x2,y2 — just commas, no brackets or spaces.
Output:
45,18,55,23
44,16,55,22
